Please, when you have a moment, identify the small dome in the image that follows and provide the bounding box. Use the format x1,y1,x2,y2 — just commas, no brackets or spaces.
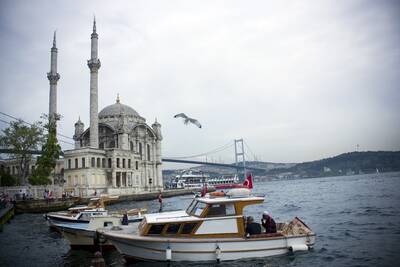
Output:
99,96,139,118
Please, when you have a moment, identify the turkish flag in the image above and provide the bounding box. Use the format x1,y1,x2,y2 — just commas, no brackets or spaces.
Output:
243,173,253,189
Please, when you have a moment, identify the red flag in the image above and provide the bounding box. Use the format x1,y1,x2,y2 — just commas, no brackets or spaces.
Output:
243,173,253,189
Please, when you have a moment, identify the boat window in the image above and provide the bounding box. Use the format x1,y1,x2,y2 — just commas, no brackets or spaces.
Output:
104,221,113,227
186,199,197,214
147,224,165,235
204,203,236,217
181,223,197,234
165,224,180,235
225,204,236,215
191,202,207,217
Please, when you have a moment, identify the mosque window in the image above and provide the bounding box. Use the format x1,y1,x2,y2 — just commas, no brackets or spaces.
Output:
97,158,101,168
128,159,131,169
102,158,106,168
135,161,139,170
139,143,143,159
68,159,71,169
147,144,151,161
108,158,112,168
91,157,95,167
123,159,126,168
122,172,127,187
116,172,121,187
82,158,86,168
117,158,120,168
75,158,78,169
130,142,134,151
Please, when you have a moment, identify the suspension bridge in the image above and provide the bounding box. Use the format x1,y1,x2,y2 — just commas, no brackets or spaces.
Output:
0,111,263,173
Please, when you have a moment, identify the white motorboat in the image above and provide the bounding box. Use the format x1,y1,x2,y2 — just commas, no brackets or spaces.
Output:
45,196,145,227
53,213,144,249
45,197,110,225
99,189,315,262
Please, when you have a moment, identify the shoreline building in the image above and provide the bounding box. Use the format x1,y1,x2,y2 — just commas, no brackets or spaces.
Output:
63,19,163,196
1,19,163,197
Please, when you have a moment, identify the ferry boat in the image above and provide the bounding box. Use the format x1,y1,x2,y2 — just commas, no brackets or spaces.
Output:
173,170,239,189
174,170,209,189
98,188,315,262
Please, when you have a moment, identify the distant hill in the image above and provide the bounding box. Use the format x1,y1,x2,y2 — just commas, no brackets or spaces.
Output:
163,151,400,179
270,151,400,177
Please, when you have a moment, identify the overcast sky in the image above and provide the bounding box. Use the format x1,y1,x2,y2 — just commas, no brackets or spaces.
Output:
0,0,399,165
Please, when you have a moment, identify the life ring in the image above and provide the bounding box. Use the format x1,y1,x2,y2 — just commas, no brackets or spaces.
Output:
210,191,225,197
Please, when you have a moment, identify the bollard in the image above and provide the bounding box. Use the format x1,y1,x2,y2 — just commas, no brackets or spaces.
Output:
91,251,106,267
215,244,221,263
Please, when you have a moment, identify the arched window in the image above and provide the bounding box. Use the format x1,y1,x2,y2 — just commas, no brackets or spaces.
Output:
130,141,134,151
108,158,112,168
139,143,143,159
147,144,151,161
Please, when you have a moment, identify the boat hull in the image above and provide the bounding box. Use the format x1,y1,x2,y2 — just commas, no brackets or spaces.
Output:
104,233,315,262
55,223,114,249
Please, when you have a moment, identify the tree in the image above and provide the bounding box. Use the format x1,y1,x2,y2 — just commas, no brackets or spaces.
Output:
0,168,17,186
29,115,62,185
0,120,43,185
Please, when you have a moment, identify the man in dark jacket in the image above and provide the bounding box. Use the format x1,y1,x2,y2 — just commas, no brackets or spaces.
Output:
261,211,277,233
245,216,261,237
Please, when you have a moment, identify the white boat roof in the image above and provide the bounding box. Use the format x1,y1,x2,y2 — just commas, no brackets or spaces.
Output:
145,210,199,224
196,196,265,204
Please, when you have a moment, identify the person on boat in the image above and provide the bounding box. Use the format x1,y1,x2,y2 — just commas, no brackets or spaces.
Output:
245,216,261,237
261,211,277,233
121,210,129,225
158,191,163,212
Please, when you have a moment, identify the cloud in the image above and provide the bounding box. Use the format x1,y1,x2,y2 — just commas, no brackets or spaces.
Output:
0,0,399,165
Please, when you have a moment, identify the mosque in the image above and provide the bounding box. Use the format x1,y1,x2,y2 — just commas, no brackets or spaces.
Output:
53,19,163,196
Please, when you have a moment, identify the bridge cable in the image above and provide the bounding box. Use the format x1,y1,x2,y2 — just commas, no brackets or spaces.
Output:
244,140,257,161
0,111,74,141
0,118,74,146
166,141,233,160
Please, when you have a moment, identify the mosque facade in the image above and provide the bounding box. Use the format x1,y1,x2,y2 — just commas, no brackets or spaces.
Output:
60,19,163,196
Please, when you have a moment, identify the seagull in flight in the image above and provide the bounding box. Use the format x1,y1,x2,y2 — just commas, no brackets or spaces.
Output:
174,113,202,128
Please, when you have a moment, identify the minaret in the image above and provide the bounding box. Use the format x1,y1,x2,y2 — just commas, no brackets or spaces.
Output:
87,17,101,148
47,31,60,123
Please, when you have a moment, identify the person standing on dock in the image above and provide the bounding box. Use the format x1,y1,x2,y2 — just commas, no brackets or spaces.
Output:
158,191,163,212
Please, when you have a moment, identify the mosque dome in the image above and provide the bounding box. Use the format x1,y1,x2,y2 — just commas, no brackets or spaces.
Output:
98,95,139,118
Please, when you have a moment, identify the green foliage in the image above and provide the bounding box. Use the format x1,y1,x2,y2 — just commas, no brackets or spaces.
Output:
29,115,61,185
0,169,18,186
0,120,43,185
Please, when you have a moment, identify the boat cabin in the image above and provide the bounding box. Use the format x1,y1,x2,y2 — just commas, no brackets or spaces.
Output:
138,191,264,238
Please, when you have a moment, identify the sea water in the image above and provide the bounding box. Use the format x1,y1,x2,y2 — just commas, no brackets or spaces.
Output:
1,172,399,266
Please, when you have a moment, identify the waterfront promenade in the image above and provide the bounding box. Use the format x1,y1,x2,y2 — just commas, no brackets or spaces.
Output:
6,188,194,213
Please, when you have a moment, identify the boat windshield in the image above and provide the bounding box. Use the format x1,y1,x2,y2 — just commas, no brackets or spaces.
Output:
185,199,197,214
186,200,207,217
189,201,207,217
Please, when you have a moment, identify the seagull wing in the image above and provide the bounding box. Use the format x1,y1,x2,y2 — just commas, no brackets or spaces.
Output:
188,118,202,128
174,113,188,119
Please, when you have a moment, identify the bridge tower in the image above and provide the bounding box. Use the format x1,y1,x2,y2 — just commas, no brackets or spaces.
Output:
234,139,246,179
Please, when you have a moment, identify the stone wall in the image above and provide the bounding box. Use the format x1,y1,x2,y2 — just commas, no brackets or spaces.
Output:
0,185,64,200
